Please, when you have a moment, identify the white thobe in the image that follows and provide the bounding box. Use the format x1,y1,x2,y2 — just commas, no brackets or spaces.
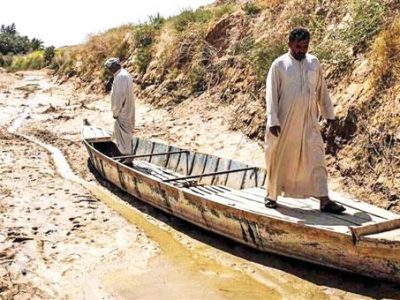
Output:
111,68,135,155
265,52,334,200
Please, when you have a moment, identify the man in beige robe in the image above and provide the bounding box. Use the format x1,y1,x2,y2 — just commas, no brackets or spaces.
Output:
104,57,135,155
265,28,345,214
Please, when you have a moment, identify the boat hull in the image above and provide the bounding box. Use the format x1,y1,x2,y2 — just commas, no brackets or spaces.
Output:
82,134,400,282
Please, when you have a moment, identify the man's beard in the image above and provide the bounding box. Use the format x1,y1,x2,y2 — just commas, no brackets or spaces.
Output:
293,52,306,60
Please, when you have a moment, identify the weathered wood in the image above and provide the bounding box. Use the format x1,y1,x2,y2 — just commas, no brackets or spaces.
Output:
330,191,399,220
163,167,256,183
82,126,111,142
113,150,189,160
240,187,386,225
82,125,400,283
350,219,400,241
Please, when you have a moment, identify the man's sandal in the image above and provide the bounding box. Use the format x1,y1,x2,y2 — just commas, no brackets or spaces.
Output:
264,198,278,209
320,201,346,214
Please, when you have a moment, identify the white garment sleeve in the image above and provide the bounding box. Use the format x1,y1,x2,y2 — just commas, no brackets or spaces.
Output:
265,62,281,127
316,68,335,120
111,75,127,119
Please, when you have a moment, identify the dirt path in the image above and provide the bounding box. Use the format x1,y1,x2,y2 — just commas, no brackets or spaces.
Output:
0,70,399,299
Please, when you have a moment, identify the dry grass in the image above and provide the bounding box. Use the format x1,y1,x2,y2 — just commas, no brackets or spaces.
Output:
369,17,400,90
54,26,133,83
7,51,46,71
78,27,132,78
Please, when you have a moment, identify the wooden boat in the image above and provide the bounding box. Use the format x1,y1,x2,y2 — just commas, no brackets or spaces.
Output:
82,125,400,282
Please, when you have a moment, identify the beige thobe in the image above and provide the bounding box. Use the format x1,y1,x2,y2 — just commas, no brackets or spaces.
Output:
265,52,334,200
111,68,135,155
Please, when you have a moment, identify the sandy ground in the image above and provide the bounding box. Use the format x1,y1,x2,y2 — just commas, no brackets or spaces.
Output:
0,70,399,299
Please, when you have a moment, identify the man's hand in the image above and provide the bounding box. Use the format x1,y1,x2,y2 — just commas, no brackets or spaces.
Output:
326,119,336,135
269,126,281,137
326,119,335,128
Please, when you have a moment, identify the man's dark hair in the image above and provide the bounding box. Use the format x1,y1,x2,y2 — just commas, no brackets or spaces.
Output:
289,28,310,42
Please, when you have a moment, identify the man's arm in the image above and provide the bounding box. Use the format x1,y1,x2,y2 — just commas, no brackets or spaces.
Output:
266,62,281,137
316,66,334,121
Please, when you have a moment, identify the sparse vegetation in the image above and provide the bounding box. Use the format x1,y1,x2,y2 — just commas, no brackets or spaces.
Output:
342,0,387,50
136,47,152,74
0,55,13,68
134,22,160,74
233,36,255,56
171,8,213,32
251,41,287,86
369,17,400,90
148,13,165,30
44,46,55,65
50,48,77,76
242,2,261,16
189,65,207,92
212,3,235,18
7,51,46,71
57,25,134,82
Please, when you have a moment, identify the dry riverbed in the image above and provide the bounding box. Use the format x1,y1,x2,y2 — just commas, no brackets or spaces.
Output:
0,70,399,299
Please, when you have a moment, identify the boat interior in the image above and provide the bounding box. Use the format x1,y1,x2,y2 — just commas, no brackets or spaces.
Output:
84,126,400,240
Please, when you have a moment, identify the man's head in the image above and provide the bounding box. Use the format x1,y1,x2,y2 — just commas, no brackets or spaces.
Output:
104,57,121,74
288,28,310,60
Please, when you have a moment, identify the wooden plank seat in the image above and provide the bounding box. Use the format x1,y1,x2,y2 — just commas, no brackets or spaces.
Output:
82,126,111,142
131,160,197,187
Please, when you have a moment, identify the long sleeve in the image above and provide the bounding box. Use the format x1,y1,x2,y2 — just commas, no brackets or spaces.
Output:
316,68,334,120
111,75,127,119
266,62,281,127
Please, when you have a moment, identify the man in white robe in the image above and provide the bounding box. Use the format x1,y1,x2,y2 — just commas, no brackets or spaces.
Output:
104,57,135,156
265,28,345,214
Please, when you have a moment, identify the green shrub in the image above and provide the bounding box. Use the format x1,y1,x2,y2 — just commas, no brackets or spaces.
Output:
342,0,387,46
133,22,161,74
310,0,386,77
115,39,130,61
49,48,76,75
243,2,261,16
7,50,46,71
134,24,156,47
30,38,44,51
0,54,13,68
136,47,152,74
166,67,179,80
172,8,213,32
44,46,55,65
234,37,255,55
189,65,207,92
212,3,235,19
251,41,287,86
148,13,165,30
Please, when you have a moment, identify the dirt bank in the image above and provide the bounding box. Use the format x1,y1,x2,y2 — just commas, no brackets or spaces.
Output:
1,70,399,299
